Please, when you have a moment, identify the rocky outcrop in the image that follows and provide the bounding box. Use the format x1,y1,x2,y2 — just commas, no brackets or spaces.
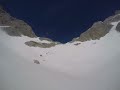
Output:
25,41,58,48
0,5,36,37
0,6,60,48
72,10,120,42
73,21,113,42
25,37,61,48
33,60,40,64
103,10,120,24
116,22,120,32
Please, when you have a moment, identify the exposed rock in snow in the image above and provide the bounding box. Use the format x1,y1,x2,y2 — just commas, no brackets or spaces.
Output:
0,6,36,37
116,22,120,32
104,14,120,24
33,60,40,64
73,21,112,42
25,41,57,48
74,43,81,46
72,10,120,42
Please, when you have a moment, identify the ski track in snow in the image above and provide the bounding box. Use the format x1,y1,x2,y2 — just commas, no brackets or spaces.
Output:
0,22,120,90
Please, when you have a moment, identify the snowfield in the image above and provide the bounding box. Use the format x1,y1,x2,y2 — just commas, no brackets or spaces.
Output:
0,22,120,90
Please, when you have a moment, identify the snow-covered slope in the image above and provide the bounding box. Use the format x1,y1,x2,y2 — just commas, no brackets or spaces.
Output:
0,22,120,90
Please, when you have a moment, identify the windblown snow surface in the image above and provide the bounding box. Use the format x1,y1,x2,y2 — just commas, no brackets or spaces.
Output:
0,22,120,90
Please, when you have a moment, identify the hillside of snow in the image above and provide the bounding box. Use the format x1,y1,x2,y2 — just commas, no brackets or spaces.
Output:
0,22,120,90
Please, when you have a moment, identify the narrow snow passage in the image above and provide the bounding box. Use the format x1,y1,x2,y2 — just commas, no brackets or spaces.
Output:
0,22,120,90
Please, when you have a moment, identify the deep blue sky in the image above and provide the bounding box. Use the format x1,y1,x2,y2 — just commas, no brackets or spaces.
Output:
0,0,120,43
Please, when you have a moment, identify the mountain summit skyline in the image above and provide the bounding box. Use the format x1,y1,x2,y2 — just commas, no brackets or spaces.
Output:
1,0,120,43
0,5,120,44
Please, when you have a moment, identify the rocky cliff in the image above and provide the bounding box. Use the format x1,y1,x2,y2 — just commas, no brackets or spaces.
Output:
72,10,120,42
0,5,36,38
0,6,61,48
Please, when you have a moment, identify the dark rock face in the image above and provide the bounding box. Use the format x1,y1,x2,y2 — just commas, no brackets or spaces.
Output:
72,10,120,42
116,22,120,32
73,21,113,42
25,41,56,48
104,15,120,24
74,43,81,46
0,6,36,37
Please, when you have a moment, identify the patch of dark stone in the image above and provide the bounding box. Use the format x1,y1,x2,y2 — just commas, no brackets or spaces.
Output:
116,22,120,32
0,6,36,38
74,43,81,46
33,60,40,64
40,55,43,57
77,21,113,42
25,41,56,48
71,10,120,42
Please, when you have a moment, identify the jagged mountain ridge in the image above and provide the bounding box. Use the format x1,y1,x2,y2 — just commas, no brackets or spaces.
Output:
72,10,120,42
0,5,120,44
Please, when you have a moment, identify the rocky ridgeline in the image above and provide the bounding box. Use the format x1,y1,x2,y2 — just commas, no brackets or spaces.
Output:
0,6,36,37
72,10,120,42
1,5,120,45
0,5,60,48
